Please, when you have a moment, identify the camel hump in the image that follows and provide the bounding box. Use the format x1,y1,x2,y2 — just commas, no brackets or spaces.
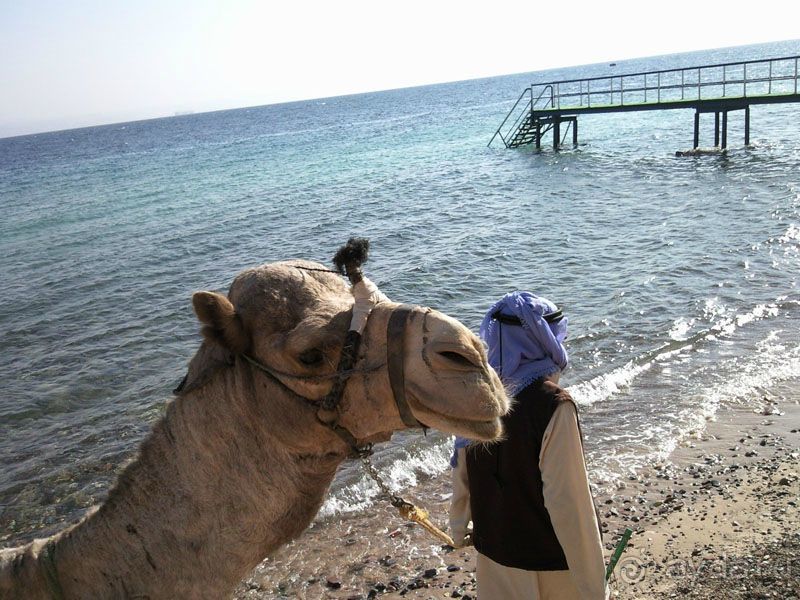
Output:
192,291,250,355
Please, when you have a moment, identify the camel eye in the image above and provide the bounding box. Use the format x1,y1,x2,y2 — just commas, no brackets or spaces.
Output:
298,348,324,367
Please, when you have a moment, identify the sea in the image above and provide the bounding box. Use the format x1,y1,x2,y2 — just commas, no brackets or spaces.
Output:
2,40,799,552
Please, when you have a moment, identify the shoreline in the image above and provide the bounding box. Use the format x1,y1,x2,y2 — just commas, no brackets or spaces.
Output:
609,383,800,599
235,382,800,599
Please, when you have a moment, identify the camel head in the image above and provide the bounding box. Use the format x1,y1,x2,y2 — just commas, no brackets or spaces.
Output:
179,258,509,451
0,253,509,600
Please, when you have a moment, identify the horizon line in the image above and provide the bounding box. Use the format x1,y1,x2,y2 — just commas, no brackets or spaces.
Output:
2,38,797,142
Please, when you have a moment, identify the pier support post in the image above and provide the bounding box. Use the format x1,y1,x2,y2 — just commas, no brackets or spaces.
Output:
553,117,561,151
693,111,700,149
721,111,728,149
745,105,750,146
573,118,578,147
714,112,720,147
535,121,541,150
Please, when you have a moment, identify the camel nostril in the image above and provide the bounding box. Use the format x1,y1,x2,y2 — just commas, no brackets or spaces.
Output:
438,350,480,370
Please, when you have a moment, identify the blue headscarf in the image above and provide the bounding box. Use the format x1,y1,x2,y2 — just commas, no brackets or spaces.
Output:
480,291,568,395
450,291,568,467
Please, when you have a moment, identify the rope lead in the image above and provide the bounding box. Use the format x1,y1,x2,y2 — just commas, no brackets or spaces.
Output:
360,454,455,547
395,503,455,547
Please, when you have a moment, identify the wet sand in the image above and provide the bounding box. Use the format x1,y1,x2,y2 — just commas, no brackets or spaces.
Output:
234,383,800,599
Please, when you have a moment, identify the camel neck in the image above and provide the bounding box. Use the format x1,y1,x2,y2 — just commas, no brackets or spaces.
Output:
52,364,343,598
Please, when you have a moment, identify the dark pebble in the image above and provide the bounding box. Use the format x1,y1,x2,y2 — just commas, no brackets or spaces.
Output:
326,578,342,590
423,568,438,578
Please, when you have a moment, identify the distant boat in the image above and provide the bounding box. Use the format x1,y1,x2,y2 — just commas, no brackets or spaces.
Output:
609,62,617,67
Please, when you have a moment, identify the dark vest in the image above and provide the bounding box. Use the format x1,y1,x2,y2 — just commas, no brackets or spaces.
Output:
465,379,574,571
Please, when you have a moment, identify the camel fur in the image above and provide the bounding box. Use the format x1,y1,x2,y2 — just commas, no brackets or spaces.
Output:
0,259,509,599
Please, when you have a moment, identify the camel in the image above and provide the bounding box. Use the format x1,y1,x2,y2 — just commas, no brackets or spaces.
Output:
1,257,509,599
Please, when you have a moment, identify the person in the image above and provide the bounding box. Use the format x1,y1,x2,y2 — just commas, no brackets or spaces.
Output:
449,291,606,599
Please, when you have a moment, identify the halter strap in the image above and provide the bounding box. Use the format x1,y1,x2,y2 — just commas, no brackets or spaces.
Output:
241,350,381,383
387,306,422,428
241,304,422,456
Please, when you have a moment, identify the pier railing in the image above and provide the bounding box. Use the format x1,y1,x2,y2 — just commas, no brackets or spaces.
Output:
490,55,800,148
544,55,799,111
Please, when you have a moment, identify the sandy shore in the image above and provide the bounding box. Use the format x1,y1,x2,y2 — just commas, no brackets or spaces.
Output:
234,382,799,599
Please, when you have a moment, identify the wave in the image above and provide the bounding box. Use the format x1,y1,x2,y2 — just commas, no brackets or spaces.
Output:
568,360,654,407
319,440,452,519
574,297,795,404
586,314,800,489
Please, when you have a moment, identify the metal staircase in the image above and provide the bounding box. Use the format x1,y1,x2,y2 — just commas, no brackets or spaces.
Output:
489,85,555,148
506,114,553,147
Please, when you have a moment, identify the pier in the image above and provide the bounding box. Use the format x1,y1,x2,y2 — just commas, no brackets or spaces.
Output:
489,55,800,152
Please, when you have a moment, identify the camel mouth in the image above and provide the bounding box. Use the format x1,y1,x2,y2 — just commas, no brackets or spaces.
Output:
405,384,505,442
415,408,503,442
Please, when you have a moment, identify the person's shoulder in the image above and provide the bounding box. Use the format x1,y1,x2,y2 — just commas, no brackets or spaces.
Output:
514,379,572,423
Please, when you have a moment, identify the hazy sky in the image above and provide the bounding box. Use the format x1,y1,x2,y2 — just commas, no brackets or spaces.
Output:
1,0,798,137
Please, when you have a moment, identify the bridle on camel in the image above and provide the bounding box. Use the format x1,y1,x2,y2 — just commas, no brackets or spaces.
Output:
241,238,454,546
240,237,422,458
241,303,454,546
240,301,422,458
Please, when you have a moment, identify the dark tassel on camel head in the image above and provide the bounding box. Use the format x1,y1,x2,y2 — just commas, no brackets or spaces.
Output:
333,237,370,285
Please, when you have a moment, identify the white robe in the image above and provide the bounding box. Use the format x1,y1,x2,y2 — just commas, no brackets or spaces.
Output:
449,401,607,599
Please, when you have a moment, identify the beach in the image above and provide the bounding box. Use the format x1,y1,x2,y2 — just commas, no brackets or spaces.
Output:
234,380,799,599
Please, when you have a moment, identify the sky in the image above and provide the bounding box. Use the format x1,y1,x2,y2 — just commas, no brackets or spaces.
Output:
1,0,798,138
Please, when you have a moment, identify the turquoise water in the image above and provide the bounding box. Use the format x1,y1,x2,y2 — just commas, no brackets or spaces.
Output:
1,40,800,544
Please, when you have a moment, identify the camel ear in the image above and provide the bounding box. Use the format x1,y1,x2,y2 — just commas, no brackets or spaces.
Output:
192,291,250,354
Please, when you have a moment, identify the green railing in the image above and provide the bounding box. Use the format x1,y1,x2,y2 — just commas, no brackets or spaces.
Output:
488,85,553,148
490,55,800,147
544,55,799,110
